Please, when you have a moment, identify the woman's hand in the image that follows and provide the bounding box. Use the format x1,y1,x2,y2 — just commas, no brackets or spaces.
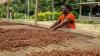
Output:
48,28,55,31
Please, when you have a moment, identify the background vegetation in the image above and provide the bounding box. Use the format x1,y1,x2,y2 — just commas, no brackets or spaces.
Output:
0,0,99,24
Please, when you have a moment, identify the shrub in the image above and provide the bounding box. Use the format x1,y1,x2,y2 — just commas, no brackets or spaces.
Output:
38,12,47,21
71,11,79,19
14,13,25,19
29,11,61,21
0,5,6,18
88,21,94,24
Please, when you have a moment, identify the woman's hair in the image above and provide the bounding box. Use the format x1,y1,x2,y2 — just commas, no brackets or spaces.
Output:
63,4,73,11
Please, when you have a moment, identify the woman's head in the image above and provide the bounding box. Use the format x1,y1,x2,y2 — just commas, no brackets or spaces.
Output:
61,4,72,14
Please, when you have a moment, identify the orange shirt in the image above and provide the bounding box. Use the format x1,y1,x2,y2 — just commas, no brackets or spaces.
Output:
59,13,76,29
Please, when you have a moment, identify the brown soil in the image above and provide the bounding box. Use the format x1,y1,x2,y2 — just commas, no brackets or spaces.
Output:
0,20,100,56
0,20,23,26
0,24,74,51
27,50,100,56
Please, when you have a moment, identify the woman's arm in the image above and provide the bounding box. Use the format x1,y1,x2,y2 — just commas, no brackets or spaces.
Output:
49,20,61,29
51,19,71,31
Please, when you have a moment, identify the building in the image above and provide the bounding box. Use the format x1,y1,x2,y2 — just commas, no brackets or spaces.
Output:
78,2,100,16
66,0,100,16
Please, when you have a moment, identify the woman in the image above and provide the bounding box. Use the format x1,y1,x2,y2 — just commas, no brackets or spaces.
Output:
49,4,76,31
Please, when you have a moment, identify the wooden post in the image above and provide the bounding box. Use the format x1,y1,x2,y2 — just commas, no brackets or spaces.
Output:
79,5,82,19
34,0,39,25
79,0,82,19
27,0,29,19
6,0,9,20
90,5,92,16
10,12,12,19
89,5,92,21
51,0,54,20
25,13,27,21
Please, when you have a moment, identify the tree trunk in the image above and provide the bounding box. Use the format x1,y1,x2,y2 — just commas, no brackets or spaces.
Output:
51,0,54,20
27,0,29,19
34,0,39,25
6,0,9,20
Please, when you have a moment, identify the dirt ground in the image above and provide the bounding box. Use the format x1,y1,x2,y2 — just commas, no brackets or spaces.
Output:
0,20,100,56
37,21,100,37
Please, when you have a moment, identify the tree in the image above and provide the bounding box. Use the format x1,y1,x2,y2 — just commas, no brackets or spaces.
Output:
34,0,39,25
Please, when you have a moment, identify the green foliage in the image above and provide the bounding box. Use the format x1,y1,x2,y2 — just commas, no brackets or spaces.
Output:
0,5,6,18
38,12,47,21
30,11,61,21
88,21,94,24
14,13,25,19
1,0,95,21
39,0,51,11
53,12,61,20
12,0,35,14
12,0,27,13
71,11,79,19
29,1,35,15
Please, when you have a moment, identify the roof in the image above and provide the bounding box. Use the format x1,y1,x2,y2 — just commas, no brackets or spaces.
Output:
78,2,100,5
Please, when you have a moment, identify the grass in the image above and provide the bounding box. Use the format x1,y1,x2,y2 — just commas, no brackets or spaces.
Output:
1,18,100,24
77,19,100,24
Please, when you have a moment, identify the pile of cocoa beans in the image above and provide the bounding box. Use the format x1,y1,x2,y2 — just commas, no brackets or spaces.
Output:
27,50,100,56
0,27,74,51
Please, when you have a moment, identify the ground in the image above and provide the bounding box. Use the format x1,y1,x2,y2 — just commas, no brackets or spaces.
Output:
37,21,100,37
0,20,100,56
